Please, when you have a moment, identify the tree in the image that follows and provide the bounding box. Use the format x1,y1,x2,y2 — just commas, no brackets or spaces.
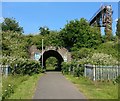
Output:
44,30,63,47
1,18,23,33
59,18,102,49
39,26,50,35
116,18,120,37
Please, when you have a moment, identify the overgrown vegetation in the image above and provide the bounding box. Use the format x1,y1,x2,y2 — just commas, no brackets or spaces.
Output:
1,56,42,75
1,17,119,99
61,61,84,77
2,74,42,100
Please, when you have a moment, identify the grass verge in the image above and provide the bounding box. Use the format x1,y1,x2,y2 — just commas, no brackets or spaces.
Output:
2,73,43,100
65,75,118,100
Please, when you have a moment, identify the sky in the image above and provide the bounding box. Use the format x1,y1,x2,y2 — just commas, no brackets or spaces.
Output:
1,2,118,35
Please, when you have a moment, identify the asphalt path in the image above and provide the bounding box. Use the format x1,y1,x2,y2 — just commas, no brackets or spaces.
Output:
33,72,87,99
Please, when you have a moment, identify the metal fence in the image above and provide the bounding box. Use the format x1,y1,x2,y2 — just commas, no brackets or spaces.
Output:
84,64,119,81
0,65,12,76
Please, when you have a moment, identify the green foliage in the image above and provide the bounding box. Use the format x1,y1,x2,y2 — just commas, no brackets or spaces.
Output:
46,57,58,70
2,31,29,58
1,56,42,75
96,41,118,58
8,74,42,99
1,18,23,33
2,74,42,100
2,75,29,100
116,18,120,37
61,61,84,77
65,75,118,99
115,75,120,84
39,26,50,35
59,18,101,48
2,83,14,100
44,31,63,47
73,66,84,77
71,48,93,60
15,60,41,75
104,28,112,42
79,53,118,65
26,31,62,50
61,62,71,75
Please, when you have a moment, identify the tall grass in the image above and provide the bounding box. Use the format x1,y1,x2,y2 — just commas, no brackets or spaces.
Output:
2,73,42,100
65,75,118,99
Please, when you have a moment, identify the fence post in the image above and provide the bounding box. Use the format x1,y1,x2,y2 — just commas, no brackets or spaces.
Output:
114,66,116,79
111,66,114,79
100,66,102,80
107,67,110,80
93,65,96,81
84,64,86,77
117,66,119,77
5,65,9,77
69,66,71,75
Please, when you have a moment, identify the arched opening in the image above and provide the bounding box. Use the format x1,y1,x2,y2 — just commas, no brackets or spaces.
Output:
39,50,64,71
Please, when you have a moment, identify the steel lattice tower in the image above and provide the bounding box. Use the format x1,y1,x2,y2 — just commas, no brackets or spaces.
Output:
89,5,113,41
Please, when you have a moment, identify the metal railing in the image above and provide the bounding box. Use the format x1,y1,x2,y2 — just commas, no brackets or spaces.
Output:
84,64,119,81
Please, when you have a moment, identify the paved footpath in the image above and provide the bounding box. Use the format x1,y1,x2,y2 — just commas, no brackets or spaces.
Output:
33,72,87,99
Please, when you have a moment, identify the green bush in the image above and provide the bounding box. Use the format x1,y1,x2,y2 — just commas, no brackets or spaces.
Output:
73,67,81,77
1,56,42,75
61,61,84,77
61,62,70,75
78,53,118,66
96,41,118,58
115,75,120,84
14,60,41,75
71,48,93,60
2,84,14,100
73,65,84,77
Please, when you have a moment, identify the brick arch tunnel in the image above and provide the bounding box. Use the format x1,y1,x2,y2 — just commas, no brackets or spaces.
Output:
39,50,64,71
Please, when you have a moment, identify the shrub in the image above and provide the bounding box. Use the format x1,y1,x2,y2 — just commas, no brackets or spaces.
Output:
90,53,118,65
1,56,42,75
2,84,14,100
79,53,118,66
96,41,118,58
71,48,93,60
115,75,120,84
61,62,70,75
61,61,84,77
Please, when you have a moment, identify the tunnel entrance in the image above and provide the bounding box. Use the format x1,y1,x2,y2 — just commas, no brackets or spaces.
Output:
39,50,64,71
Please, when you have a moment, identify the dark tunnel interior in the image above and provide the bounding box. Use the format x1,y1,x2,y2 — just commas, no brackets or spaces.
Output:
39,50,64,71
